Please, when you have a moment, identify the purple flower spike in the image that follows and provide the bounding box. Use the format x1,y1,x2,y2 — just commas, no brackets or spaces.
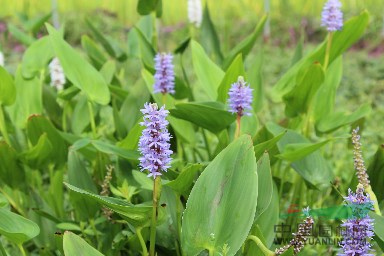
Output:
338,184,375,256
321,0,343,32
228,76,253,117
138,103,173,179
154,53,175,95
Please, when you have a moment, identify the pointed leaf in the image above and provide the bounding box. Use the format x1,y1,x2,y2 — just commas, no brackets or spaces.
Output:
63,231,104,256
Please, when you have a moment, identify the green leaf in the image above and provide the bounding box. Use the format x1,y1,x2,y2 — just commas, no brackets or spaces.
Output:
81,35,108,69
27,115,68,167
254,131,286,159
85,19,126,61
271,11,369,102
191,40,224,100
22,133,53,168
276,139,331,162
91,140,139,161
312,57,343,124
174,37,190,54
316,103,371,133
0,208,40,244
165,164,202,195
64,183,153,228
181,135,258,256
255,153,273,220
63,231,104,256
117,121,144,151
0,142,24,188
266,123,333,188
7,67,42,128
24,13,52,34
368,212,384,251
0,66,16,106
100,60,116,84
169,102,235,133
21,36,54,79
367,145,384,202
46,24,110,105
7,24,35,46
283,63,325,117
200,3,223,64
217,54,246,103
134,27,156,71
137,0,159,15
222,15,267,69
247,51,264,112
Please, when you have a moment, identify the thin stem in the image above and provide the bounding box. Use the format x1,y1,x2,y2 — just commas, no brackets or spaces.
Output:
62,101,68,132
0,105,11,145
247,235,275,256
137,228,148,256
366,185,382,216
149,176,162,256
202,129,212,160
235,115,241,139
87,101,97,139
162,94,166,106
17,244,26,256
323,32,333,70
0,240,7,256
89,219,100,249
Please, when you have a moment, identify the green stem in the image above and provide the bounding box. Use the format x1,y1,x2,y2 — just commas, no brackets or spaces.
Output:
162,94,166,106
0,105,11,145
89,219,100,249
149,176,161,256
235,115,241,139
202,129,212,160
17,244,26,256
366,185,382,216
323,32,333,70
87,101,97,139
137,228,148,256
62,101,68,132
247,235,275,256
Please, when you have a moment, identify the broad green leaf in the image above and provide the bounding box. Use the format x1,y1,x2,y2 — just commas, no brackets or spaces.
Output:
137,0,160,15
91,140,140,161
276,139,331,162
316,103,371,133
0,208,40,244
174,37,190,54
367,145,384,202
21,36,54,78
181,135,258,256
312,57,343,124
271,11,369,102
100,60,116,84
165,164,202,195
170,102,236,133
65,183,154,227
191,40,224,100
7,23,35,46
254,130,286,159
217,54,246,103
117,121,144,151
24,13,52,34
71,95,91,135
247,51,264,112
46,24,110,105
22,133,53,168
255,153,273,220
7,67,42,128
369,212,384,251
283,63,325,117
134,27,156,71
0,142,24,188
85,19,126,61
0,66,16,106
81,35,108,69
201,4,223,64
222,15,267,69
63,231,104,256
266,122,333,188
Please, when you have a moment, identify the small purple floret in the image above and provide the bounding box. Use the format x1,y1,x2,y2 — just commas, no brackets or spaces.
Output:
321,0,343,32
228,76,253,117
338,185,375,256
153,53,175,95
138,103,173,179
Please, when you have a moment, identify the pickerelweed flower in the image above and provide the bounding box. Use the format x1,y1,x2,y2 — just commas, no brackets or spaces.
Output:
351,127,370,188
0,51,4,66
321,0,343,32
275,207,314,255
338,184,375,256
187,0,202,28
49,57,66,90
138,103,172,179
153,53,175,95
228,76,253,117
